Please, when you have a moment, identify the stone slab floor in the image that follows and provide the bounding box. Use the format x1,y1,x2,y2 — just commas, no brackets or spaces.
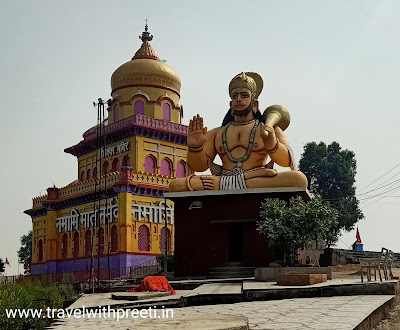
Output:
50,295,393,330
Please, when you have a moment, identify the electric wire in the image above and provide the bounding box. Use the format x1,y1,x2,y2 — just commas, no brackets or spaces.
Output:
357,176,400,197
359,183,400,202
357,162,400,193
362,185,400,208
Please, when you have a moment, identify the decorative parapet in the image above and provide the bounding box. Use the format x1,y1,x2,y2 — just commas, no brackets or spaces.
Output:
132,171,171,188
30,170,172,210
82,114,188,140
33,195,48,209
57,172,120,200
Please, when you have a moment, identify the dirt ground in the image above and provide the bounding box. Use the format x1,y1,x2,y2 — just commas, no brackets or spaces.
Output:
331,265,400,280
330,265,400,329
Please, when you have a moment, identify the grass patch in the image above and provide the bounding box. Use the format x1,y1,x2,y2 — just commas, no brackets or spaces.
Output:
0,280,78,329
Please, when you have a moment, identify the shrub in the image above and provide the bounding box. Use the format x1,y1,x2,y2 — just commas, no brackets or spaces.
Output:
257,196,338,266
0,280,78,329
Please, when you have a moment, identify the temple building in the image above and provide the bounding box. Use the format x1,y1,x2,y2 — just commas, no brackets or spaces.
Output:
24,25,188,280
352,227,364,251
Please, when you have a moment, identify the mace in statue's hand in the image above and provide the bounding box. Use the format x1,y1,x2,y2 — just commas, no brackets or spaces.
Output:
260,123,278,151
188,114,208,150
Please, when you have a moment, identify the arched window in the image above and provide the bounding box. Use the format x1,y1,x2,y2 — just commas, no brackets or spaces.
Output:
162,103,171,121
38,239,43,262
113,103,119,122
62,233,68,259
102,161,110,175
98,227,104,256
80,171,85,181
93,167,97,179
85,230,92,257
160,158,172,176
159,227,171,253
73,232,79,258
111,225,118,252
144,155,156,174
87,169,92,180
122,155,131,167
138,225,150,252
134,100,145,116
176,160,186,178
112,158,121,172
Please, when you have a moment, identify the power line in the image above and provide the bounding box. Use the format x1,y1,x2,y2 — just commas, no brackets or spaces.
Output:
359,183,400,202
362,185,400,208
357,162,400,193
357,178,400,197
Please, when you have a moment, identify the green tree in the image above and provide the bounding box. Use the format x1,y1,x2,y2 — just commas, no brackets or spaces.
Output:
18,230,32,274
257,196,338,266
0,258,4,273
299,141,364,234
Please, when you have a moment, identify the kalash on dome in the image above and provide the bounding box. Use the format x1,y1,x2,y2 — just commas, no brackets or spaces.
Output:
25,23,189,280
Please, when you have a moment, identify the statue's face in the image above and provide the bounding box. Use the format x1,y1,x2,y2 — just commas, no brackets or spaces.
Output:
230,87,253,112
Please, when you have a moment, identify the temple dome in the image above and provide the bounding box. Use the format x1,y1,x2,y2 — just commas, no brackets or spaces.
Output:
111,34,181,96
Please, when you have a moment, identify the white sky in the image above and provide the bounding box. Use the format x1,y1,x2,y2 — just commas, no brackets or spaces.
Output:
1,1,399,275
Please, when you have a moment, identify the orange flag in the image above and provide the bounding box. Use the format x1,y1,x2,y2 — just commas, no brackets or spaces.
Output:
356,227,362,243
5,258,11,266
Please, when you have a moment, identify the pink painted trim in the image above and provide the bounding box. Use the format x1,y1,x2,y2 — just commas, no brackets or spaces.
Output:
163,103,171,121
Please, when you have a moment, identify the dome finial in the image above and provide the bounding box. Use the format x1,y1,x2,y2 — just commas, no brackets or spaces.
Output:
139,18,153,42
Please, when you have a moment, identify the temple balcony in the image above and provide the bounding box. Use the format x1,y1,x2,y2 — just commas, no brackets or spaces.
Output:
82,114,188,140
66,114,188,157
29,170,173,211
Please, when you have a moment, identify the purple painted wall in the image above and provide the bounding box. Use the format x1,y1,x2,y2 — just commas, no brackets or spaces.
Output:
135,100,145,115
31,254,156,275
162,103,170,121
114,104,120,122
160,159,171,176
144,156,156,173
176,161,186,178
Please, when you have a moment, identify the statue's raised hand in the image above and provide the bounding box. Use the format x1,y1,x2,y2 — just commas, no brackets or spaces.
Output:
188,114,208,148
260,123,278,151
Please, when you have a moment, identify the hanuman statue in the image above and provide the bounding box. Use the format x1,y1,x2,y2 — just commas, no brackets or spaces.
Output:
169,72,308,191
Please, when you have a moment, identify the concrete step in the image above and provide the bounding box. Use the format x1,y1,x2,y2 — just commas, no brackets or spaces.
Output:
207,275,255,279
193,283,243,294
207,267,255,279
209,267,255,272
208,271,255,277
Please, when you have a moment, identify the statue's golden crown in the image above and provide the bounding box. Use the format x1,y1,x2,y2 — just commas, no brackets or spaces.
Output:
229,72,263,99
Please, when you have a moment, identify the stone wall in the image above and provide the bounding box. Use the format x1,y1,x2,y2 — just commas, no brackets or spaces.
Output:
319,248,400,267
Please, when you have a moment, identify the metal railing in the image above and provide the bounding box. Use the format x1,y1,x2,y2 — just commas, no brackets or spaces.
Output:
24,259,162,284
0,275,24,285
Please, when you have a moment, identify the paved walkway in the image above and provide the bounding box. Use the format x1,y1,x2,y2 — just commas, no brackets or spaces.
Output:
68,279,390,310
50,295,393,329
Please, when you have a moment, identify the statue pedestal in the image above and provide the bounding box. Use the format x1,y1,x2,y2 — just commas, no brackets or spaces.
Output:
165,187,310,278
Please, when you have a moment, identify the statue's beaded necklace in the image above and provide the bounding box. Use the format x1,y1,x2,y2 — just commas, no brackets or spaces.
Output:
222,119,260,168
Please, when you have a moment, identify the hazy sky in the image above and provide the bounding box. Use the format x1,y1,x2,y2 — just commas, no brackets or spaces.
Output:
1,1,399,275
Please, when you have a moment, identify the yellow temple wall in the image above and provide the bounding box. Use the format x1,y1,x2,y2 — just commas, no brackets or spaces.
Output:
76,136,187,181
31,194,174,265
77,138,136,178
137,136,187,176
109,86,181,124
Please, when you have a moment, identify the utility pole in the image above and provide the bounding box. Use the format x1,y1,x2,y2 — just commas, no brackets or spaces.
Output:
163,198,168,277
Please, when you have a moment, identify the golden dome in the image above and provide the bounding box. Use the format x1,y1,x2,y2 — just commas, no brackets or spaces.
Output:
111,28,181,96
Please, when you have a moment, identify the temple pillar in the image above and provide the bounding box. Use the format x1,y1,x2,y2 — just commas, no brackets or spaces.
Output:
118,192,132,253
45,210,59,261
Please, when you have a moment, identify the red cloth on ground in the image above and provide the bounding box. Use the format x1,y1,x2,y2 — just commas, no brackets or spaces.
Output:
128,276,175,295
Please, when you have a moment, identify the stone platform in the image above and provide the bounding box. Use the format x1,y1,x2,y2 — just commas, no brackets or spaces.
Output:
57,278,400,329
255,266,333,281
112,291,172,301
276,274,327,286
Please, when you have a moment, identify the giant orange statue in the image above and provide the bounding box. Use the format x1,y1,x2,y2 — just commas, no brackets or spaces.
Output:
169,72,308,191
